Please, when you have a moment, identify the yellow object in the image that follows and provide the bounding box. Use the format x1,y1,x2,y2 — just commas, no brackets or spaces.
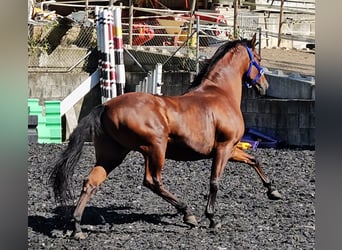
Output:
190,32,197,47
179,30,188,42
157,19,185,35
237,142,252,150
33,7,56,21
33,7,42,15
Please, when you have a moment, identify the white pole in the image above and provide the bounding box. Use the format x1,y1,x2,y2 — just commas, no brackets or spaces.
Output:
155,63,163,95
113,7,126,96
108,7,117,98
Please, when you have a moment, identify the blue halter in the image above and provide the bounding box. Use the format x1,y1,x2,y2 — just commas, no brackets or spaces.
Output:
244,47,264,88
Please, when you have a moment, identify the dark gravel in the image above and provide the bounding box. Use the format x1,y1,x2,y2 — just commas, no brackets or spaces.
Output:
28,143,315,249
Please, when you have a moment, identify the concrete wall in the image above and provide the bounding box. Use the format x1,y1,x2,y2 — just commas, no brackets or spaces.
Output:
241,87,314,147
28,71,315,147
264,68,315,100
28,71,101,119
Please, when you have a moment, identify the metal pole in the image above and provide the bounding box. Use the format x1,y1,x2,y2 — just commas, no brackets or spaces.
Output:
196,16,200,74
257,27,261,56
153,63,163,95
277,0,284,47
123,47,147,73
233,0,238,39
129,0,133,46
85,0,89,21
66,50,92,72
188,0,197,46
263,12,269,47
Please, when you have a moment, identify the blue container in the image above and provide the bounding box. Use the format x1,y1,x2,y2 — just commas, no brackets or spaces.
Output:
243,128,281,148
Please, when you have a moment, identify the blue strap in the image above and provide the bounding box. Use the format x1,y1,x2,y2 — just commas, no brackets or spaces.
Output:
244,47,264,88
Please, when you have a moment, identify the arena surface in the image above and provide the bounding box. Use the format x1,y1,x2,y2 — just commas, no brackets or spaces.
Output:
261,48,315,76
28,143,314,249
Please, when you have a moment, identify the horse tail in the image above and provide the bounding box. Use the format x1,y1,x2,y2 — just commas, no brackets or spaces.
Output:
48,104,106,205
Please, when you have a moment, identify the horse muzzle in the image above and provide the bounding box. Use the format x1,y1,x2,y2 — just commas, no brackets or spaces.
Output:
255,76,269,96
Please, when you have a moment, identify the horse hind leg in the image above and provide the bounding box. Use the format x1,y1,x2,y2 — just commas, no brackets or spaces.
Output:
72,165,107,239
230,148,282,200
72,139,129,239
142,146,198,228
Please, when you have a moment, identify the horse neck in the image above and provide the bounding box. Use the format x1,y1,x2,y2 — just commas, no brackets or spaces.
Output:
201,45,249,103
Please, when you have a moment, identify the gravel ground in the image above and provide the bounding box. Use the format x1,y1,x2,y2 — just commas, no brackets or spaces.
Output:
28,143,315,249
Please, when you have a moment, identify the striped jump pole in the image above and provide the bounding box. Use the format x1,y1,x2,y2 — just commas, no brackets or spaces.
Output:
96,7,111,103
113,7,125,96
96,6,125,103
95,6,104,103
102,8,112,102
107,8,117,98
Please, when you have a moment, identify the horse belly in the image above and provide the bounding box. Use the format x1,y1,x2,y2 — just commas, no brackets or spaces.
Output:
165,140,212,161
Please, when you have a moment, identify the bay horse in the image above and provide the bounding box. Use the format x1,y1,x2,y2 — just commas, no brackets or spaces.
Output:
49,34,281,239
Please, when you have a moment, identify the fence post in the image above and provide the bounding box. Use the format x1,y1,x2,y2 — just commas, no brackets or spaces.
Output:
196,16,200,75
154,63,163,95
129,0,134,46
144,75,149,93
234,0,238,38
277,0,285,47
257,27,261,56
148,72,153,93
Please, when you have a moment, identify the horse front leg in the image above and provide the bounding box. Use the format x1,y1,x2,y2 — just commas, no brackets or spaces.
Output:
143,148,198,228
230,148,282,200
205,145,231,229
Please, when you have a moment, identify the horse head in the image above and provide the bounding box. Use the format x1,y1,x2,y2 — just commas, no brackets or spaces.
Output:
243,34,269,96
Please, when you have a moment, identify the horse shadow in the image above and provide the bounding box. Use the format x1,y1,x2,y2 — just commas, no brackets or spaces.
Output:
28,205,182,237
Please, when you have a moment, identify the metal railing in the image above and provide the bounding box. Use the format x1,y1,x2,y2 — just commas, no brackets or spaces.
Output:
28,1,315,73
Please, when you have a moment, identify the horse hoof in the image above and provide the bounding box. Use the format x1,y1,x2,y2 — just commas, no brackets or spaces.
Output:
72,231,87,240
209,221,222,229
183,215,198,228
267,190,282,200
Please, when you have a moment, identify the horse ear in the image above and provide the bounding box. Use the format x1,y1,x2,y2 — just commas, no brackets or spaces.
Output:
251,33,257,48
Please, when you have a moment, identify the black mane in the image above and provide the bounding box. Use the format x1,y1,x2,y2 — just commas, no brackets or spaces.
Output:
187,38,251,91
